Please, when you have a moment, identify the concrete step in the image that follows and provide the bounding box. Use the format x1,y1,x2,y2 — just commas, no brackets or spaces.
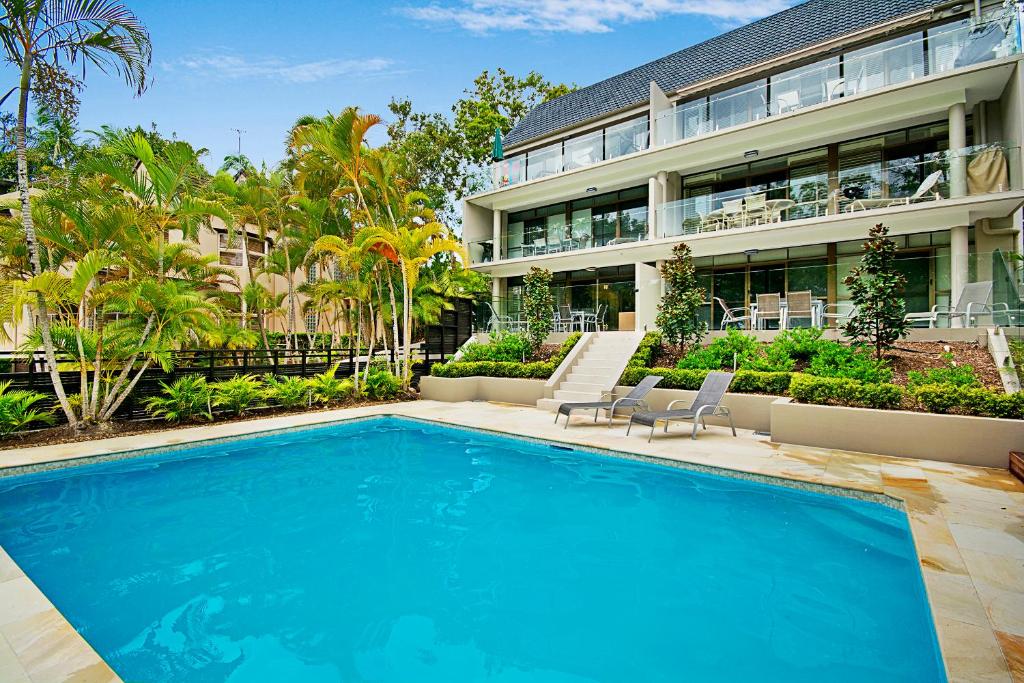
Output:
559,382,605,393
573,362,618,372
566,372,608,385
536,398,565,413
553,389,603,402
582,351,629,362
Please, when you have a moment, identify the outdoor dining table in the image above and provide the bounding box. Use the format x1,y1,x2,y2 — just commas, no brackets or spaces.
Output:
749,298,826,329
764,198,795,221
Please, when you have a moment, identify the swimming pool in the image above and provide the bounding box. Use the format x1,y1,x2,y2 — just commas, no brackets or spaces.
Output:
0,416,944,682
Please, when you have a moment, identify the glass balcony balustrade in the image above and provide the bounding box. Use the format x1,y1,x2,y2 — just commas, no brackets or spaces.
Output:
657,144,1019,238
490,115,649,189
656,14,1018,146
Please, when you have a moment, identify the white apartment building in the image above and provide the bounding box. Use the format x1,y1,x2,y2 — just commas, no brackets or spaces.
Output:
462,0,1024,331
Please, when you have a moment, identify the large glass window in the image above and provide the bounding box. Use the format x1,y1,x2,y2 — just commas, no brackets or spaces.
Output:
838,122,954,204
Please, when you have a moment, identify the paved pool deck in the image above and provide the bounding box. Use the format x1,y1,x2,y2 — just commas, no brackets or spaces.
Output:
0,399,1021,682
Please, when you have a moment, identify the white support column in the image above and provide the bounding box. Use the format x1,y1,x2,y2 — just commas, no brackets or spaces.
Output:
948,102,967,199
950,225,969,327
648,177,662,240
492,209,503,260
948,102,970,326
634,262,662,332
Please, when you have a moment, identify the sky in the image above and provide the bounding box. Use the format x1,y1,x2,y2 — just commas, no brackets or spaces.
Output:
36,0,796,171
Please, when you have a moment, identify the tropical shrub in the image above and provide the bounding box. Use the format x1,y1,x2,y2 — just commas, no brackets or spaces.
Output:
656,242,707,348
522,267,555,353
843,223,909,358
788,374,903,410
906,353,981,390
211,374,265,416
771,327,829,361
308,363,353,405
363,365,402,400
0,381,55,436
459,332,531,363
806,343,893,383
144,375,213,423
431,332,581,379
677,329,761,370
913,383,1024,419
263,375,310,409
676,329,793,372
628,332,662,368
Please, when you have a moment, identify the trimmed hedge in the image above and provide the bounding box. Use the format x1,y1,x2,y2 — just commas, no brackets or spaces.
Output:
627,331,662,368
431,332,582,380
913,383,1024,419
620,366,793,395
787,374,903,410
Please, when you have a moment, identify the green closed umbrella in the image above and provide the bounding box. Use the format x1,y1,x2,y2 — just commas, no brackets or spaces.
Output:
491,128,503,161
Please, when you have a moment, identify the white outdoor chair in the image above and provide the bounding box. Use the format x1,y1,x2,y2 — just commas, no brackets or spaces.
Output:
485,302,512,332
744,193,770,225
821,302,857,327
722,199,745,228
755,293,783,330
714,297,751,330
846,170,944,212
904,281,1007,327
783,290,814,329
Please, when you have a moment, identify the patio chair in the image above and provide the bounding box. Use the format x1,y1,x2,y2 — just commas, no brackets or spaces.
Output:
715,297,751,330
846,170,943,212
904,280,1007,328
582,304,606,331
722,199,745,228
626,372,736,441
485,302,512,333
821,302,857,328
556,375,664,428
744,193,770,225
699,212,722,232
783,290,814,329
558,305,575,332
755,293,782,329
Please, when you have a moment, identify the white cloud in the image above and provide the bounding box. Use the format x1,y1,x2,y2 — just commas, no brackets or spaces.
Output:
403,0,795,33
162,53,397,83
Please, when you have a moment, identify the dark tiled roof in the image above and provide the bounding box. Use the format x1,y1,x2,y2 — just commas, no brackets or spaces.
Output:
505,0,941,149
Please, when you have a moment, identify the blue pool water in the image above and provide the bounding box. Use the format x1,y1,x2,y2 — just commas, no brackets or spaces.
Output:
0,417,943,682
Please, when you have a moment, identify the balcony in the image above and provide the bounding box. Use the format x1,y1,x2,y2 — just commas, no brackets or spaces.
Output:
481,12,1019,195
657,14,1017,145
492,115,650,189
467,206,650,266
658,143,1020,238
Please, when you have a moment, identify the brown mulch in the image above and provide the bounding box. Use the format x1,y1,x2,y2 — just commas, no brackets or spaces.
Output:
0,395,418,452
883,341,1003,390
530,344,562,362
651,340,1003,389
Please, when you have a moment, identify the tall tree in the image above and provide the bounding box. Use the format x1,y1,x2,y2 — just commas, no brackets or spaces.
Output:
843,223,909,359
0,0,151,428
656,242,708,349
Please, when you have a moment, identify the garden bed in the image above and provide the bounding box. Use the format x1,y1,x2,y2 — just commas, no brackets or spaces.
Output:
431,333,582,380
0,395,416,452
622,331,1021,419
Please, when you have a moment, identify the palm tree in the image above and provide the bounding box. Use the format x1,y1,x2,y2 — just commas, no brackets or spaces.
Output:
0,0,151,427
355,192,465,389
